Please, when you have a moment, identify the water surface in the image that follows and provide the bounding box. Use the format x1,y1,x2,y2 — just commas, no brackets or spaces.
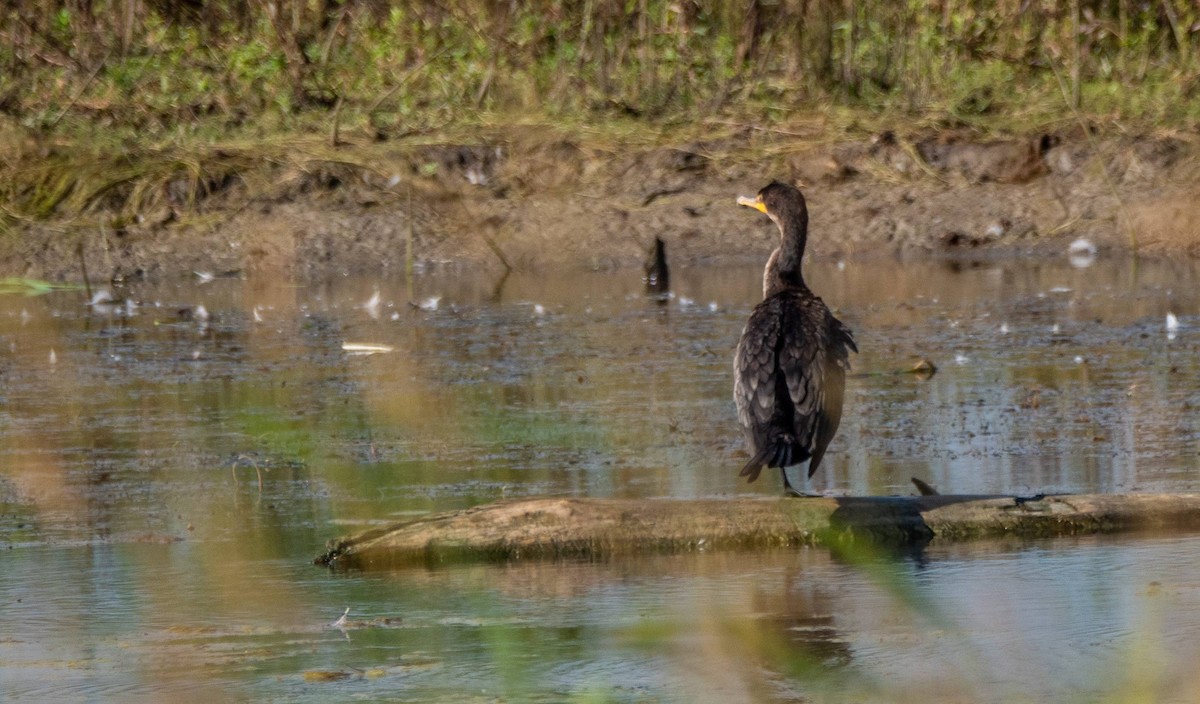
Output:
2,255,1199,701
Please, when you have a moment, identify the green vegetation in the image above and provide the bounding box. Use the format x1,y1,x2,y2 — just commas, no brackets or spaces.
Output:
7,0,1200,133
0,276,82,295
3,1,1200,225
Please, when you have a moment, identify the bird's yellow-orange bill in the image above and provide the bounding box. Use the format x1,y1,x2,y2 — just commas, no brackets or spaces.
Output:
737,195,767,213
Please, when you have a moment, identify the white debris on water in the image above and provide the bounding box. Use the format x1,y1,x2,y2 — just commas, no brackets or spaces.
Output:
363,290,382,319
1068,238,1096,254
342,343,396,356
89,289,115,306
1068,238,1097,268
466,165,488,186
343,345,393,357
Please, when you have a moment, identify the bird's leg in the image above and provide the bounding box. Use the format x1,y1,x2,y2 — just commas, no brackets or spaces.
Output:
781,467,805,497
782,464,822,498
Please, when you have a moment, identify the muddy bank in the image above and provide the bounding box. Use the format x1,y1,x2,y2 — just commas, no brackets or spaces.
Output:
6,127,1200,282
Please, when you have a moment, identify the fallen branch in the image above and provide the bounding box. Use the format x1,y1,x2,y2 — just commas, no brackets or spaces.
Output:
315,493,1200,570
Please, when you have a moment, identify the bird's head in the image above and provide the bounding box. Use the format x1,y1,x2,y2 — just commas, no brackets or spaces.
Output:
737,181,808,231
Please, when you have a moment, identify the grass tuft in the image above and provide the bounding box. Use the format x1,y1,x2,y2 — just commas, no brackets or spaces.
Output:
4,2,1200,227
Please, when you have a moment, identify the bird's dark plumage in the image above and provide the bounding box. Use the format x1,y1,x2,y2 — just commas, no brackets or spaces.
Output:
733,182,857,495
644,236,670,293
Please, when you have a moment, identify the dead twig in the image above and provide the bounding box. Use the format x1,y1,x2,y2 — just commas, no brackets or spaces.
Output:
480,231,513,273
231,454,264,492
641,186,687,207
49,49,113,130
330,96,344,148
366,47,451,117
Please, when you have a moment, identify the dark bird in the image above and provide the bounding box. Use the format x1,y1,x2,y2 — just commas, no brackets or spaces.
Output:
733,182,857,496
644,236,670,294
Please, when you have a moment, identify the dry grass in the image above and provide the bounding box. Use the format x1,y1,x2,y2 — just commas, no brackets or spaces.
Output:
4,2,1200,230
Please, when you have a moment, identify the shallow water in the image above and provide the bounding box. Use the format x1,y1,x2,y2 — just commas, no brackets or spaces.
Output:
2,255,1200,701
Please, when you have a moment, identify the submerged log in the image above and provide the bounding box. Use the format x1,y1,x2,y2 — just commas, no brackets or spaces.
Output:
316,493,1200,570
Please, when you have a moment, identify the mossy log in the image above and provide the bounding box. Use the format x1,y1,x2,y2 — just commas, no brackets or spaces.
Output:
316,494,1200,570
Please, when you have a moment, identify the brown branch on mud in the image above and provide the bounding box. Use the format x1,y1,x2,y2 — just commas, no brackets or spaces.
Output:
641,186,687,207
316,493,1200,570
480,231,513,273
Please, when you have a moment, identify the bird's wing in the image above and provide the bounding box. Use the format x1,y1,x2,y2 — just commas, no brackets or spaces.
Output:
733,298,782,456
804,311,856,477
778,302,825,463
806,351,845,477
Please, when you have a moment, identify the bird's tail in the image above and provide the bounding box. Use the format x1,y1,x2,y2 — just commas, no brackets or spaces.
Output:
739,447,772,483
739,437,798,483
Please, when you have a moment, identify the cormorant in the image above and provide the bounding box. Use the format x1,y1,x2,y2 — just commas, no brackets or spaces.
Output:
644,236,670,294
733,182,857,496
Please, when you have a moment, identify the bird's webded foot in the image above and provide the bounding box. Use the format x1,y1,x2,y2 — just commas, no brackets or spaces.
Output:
783,486,823,498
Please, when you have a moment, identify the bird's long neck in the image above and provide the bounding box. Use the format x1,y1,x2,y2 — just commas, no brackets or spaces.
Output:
769,213,807,292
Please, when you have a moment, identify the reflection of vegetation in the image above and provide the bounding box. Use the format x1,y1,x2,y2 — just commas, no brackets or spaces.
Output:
232,406,315,466
462,388,608,451
0,277,82,296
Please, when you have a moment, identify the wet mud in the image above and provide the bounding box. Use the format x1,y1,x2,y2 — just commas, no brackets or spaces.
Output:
5,127,1200,282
